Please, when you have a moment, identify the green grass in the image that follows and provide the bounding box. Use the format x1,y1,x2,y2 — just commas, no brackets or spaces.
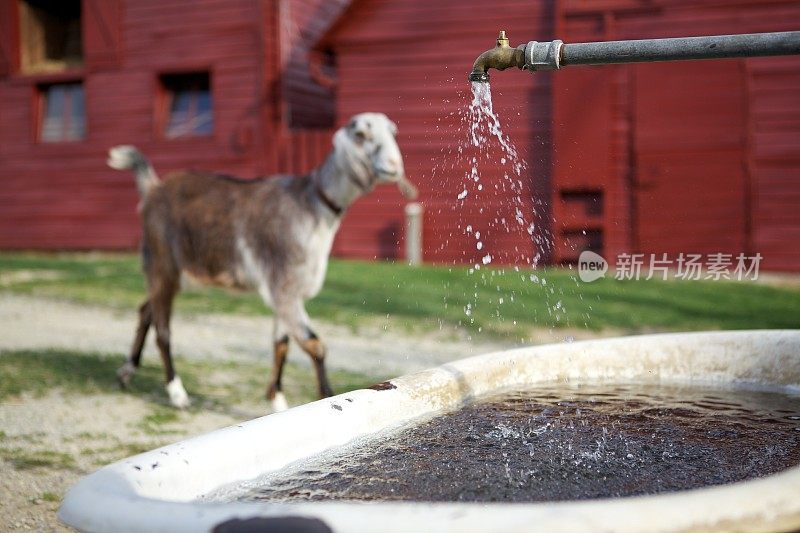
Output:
38,492,61,503
0,348,383,408
0,447,76,471
1,251,799,338
137,405,181,435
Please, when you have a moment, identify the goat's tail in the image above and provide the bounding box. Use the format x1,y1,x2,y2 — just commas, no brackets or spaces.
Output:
107,145,160,197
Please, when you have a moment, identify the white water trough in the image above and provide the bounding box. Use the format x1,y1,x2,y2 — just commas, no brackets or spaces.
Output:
59,330,800,532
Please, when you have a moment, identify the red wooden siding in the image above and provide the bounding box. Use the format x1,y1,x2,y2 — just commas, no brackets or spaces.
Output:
0,0,19,76
748,56,800,272
83,0,123,71
632,61,748,256
553,0,800,270
318,0,555,263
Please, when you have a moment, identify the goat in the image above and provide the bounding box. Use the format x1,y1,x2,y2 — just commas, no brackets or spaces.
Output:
108,113,417,410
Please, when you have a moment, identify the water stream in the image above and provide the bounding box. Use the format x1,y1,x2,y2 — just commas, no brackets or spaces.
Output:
431,82,579,341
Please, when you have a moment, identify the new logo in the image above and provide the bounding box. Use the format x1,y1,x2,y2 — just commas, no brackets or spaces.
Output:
578,251,608,283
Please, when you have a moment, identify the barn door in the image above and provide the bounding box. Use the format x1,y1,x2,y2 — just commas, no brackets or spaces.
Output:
632,61,748,256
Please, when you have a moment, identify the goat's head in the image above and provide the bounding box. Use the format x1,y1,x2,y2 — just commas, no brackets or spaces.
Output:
107,145,145,171
333,113,418,199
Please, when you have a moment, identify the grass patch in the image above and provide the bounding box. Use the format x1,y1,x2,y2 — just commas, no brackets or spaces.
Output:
39,492,61,503
75,431,111,441
0,348,384,409
137,405,181,436
81,441,155,458
0,447,76,471
1,251,798,338
0,349,164,401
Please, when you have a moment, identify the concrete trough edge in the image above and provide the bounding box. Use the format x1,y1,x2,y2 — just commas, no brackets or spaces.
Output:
58,330,800,533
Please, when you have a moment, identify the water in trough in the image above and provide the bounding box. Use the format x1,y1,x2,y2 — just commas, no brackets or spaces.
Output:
231,383,800,503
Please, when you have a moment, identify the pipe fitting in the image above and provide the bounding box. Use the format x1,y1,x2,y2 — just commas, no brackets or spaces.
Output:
524,40,564,71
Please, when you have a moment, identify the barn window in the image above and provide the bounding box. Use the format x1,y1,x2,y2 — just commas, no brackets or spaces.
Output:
159,72,213,138
560,190,604,217
19,0,83,74
39,82,86,142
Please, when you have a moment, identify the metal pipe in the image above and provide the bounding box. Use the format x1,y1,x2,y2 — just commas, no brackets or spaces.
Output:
470,31,800,80
560,31,800,68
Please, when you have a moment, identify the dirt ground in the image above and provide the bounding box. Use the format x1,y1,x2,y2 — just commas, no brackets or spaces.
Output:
0,391,240,531
0,293,608,531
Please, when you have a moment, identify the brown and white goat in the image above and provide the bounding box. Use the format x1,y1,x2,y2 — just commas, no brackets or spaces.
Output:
108,113,416,410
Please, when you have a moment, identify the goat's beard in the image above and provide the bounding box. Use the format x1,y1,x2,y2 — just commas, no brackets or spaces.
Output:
396,177,418,199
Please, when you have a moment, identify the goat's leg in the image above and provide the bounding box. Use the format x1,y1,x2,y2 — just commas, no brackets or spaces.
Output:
302,329,334,398
150,278,189,408
117,299,152,388
266,319,290,412
275,300,334,399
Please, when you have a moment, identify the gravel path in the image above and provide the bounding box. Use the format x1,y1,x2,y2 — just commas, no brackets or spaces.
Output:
0,293,512,376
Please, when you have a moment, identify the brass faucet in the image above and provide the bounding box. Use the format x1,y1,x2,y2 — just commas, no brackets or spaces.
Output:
469,31,526,82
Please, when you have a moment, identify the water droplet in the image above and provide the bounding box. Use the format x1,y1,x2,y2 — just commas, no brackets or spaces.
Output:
457,190,468,200
477,242,483,250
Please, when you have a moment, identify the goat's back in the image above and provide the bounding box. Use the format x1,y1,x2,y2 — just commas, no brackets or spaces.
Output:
139,171,310,287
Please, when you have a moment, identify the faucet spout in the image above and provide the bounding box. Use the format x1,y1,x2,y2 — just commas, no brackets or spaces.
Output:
469,30,526,82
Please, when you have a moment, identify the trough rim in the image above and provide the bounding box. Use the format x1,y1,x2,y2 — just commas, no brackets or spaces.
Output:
58,329,800,533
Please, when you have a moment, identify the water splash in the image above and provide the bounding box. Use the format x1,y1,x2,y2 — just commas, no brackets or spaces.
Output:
425,80,588,341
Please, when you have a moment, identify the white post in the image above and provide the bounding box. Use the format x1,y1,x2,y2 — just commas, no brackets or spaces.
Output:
404,202,423,266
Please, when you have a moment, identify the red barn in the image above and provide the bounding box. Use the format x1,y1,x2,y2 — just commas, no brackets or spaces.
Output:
1,0,799,271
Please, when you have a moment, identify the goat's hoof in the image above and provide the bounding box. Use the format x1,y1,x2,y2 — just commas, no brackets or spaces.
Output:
166,377,191,409
116,361,136,389
270,392,289,413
